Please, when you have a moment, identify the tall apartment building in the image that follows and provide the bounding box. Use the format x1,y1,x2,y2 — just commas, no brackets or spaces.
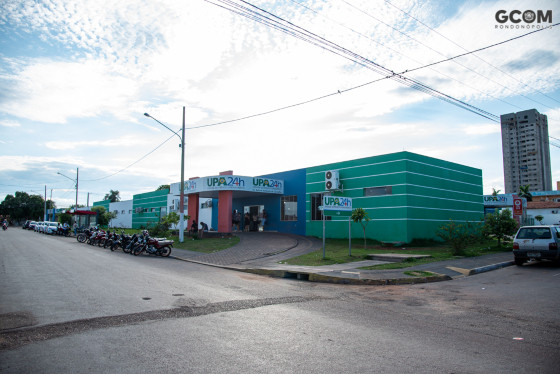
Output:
501,109,552,193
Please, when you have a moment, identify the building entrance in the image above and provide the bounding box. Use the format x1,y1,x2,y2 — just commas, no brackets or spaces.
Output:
244,205,264,231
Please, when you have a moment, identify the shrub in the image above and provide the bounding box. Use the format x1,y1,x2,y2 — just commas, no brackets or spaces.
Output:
437,220,483,256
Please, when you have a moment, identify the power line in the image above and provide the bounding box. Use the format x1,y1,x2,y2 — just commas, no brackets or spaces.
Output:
74,2,559,181
81,132,177,182
205,0,499,121
341,0,559,111
383,0,560,108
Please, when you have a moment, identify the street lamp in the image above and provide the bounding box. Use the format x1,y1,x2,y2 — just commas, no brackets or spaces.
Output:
57,168,79,213
144,107,186,243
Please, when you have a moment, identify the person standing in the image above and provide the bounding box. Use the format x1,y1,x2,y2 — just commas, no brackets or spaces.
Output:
260,209,267,231
244,212,250,232
232,210,241,232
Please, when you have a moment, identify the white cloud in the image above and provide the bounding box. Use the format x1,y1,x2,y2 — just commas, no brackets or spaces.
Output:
0,120,20,127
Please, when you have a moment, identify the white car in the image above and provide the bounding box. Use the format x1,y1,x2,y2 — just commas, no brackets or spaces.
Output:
513,225,560,265
34,222,44,232
45,222,59,235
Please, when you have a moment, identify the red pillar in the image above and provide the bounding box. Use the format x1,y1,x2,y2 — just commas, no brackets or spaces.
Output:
187,193,199,229
218,170,233,233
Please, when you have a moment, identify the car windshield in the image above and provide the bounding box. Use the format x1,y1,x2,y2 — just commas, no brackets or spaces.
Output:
517,227,552,240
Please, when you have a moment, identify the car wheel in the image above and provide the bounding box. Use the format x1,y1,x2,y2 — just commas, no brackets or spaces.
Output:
514,257,526,266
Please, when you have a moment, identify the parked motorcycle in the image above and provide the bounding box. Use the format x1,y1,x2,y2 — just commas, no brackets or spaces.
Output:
76,228,94,243
2,221,7,230
89,229,106,246
133,231,173,257
123,233,139,254
110,231,129,252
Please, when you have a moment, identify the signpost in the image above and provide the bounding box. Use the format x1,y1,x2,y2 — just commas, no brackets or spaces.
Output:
320,196,353,259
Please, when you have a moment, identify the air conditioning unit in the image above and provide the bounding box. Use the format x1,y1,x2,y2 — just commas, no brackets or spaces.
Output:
325,170,340,190
552,210,558,214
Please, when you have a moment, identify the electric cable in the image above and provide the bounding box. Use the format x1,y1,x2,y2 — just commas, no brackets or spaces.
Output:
63,1,559,182
340,0,559,110
289,0,524,111
383,0,560,107
206,0,499,121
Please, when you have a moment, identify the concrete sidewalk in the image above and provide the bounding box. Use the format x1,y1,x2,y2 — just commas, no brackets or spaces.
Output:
171,232,515,285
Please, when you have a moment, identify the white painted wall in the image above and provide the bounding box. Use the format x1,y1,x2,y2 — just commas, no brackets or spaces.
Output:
527,208,560,225
108,200,133,228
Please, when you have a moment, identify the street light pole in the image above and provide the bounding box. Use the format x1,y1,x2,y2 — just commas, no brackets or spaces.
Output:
57,168,79,214
144,107,186,243
179,107,186,243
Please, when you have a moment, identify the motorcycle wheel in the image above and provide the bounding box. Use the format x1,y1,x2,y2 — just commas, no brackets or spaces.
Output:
133,246,143,256
77,233,86,243
97,239,105,247
160,246,172,257
123,245,132,254
103,239,110,248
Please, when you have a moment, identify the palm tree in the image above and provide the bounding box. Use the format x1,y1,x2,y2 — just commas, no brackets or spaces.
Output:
104,190,121,202
491,188,501,196
518,185,532,202
351,208,370,250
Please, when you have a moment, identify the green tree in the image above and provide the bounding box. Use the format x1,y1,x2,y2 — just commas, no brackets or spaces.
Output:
156,184,170,191
437,220,482,256
103,190,120,202
0,191,46,222
91,206,117,227
148,212,185,237
491,188,501,196
351,208,370,250
518,185,532,202
482,209,519,248
534,215,544,224
58,212,73,225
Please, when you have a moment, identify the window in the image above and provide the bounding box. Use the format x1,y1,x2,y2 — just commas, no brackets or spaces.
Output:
129,210,132,214
311,193,331,221
151,208,156,213
121,210,125,214
281,196,297,221
364,186,392,196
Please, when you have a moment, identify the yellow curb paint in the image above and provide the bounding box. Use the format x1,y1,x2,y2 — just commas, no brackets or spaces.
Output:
446,266,471,276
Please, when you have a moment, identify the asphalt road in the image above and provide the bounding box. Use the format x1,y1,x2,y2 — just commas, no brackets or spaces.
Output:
1,229,559,373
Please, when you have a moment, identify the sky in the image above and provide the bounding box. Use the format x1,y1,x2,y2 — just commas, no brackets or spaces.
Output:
1,0,559,208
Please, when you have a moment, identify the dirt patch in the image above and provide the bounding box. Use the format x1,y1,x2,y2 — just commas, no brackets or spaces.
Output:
0,311,37,331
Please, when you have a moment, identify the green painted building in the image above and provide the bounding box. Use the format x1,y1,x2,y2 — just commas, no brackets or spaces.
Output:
131,189,169,229
92,200,110,211
305,152,483,243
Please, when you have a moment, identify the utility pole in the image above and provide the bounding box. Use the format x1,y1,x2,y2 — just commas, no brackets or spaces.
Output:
76,167,79,211
179,106,186,243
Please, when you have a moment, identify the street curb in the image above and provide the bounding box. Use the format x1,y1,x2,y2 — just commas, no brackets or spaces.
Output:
240,268,452,285
170,256,514,286
468,260,515,275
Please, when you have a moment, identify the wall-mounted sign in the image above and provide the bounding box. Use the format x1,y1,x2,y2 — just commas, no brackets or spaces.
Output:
170,175,284,195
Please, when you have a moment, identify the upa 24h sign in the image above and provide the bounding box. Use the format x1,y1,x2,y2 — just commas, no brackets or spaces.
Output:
322,196,352,216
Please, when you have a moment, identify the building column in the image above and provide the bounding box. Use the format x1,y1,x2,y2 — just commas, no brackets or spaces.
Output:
187,193,199,230
218,170,233,233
